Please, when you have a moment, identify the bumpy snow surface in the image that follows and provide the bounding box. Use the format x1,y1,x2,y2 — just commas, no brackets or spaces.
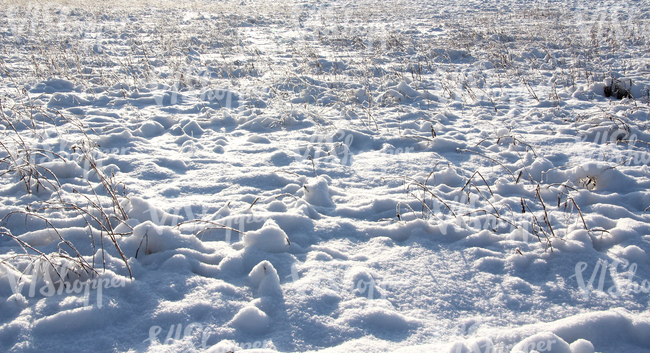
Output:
1,0,650,352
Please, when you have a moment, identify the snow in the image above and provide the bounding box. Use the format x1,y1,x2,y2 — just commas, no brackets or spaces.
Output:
510,332,572,353
570,339,595,353
302,176,335,208
243,220,292,253
231,306,270,334
1,0,650,352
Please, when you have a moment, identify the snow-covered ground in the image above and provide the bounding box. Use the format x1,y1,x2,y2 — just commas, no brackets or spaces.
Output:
1,0,650,352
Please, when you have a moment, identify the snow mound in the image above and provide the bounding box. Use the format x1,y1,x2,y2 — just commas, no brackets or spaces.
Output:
366,219,472,242
120,221,204,255
434,166,465,187
527,157,554,182
122,197,181,225
247,135,271,144
248,260,282,297
31,79,75,93
47,93,89,107
160,253,192,272
37,160,85,180
138,120,165,137
431,136,466,152
490,309,650,352
396,81,423,98
303,176,335,208
616,245,648,263
383,89,406,102
570,162,638,192
230,306,269,334
182,120,204,137
338,306,421,331
569,339,595,353
243,219,290,253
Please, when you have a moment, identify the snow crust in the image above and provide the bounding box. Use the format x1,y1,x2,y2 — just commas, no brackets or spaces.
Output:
1,0,650,352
